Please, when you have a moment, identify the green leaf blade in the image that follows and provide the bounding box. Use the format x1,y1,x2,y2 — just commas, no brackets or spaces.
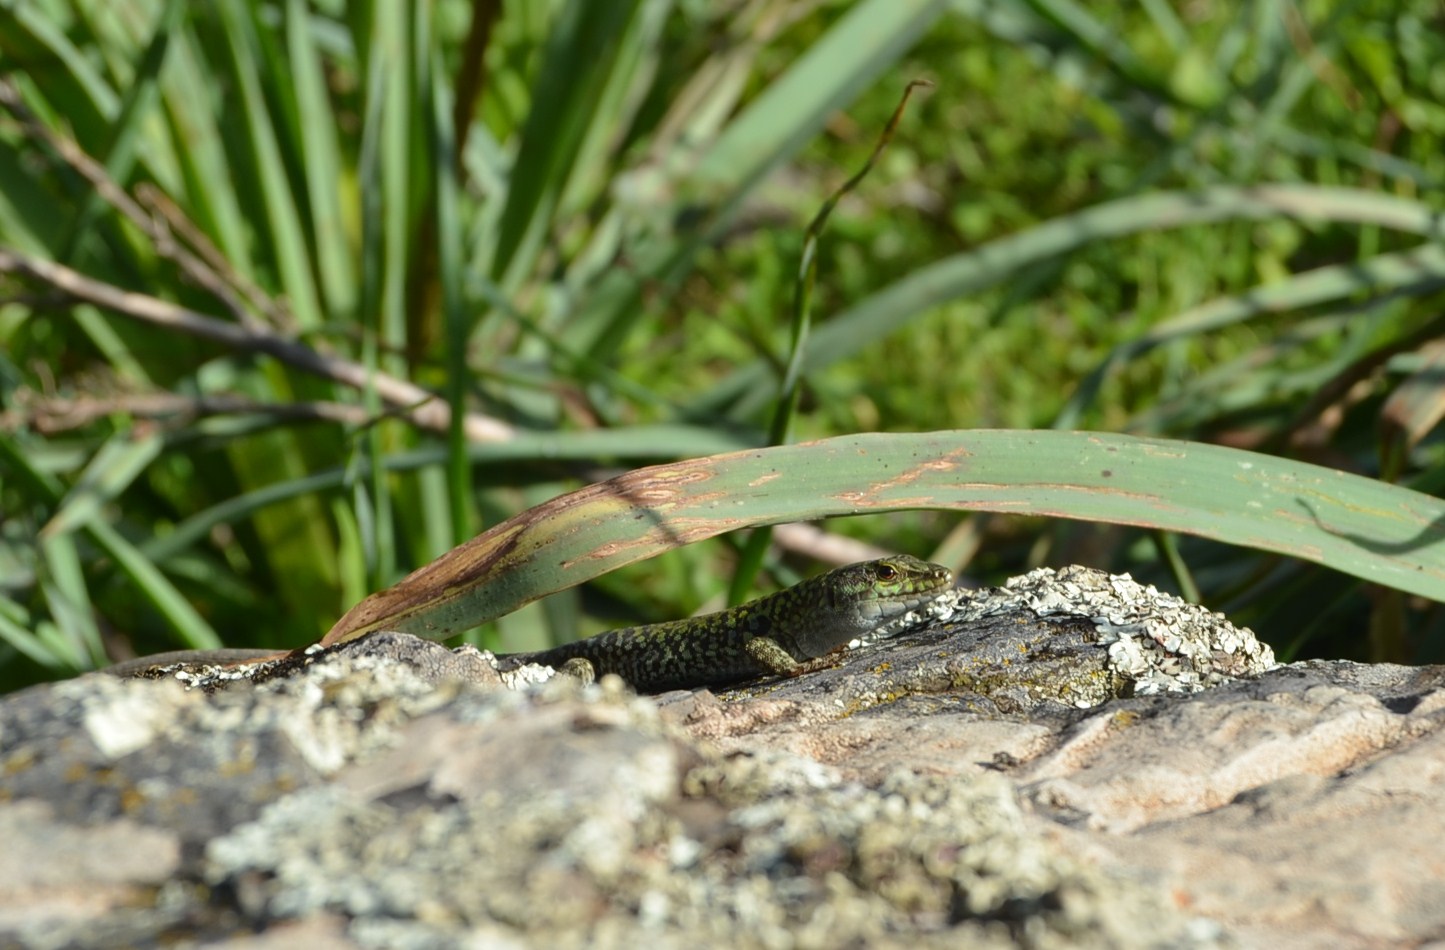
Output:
327,430,1445,643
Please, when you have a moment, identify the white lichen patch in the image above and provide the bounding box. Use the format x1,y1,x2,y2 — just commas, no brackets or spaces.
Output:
908,566,1276,695
71,679,193,759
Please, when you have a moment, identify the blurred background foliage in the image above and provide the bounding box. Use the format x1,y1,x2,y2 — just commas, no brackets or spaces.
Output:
2,0,1444,690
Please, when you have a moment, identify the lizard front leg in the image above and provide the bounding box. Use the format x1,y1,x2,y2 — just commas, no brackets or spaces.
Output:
743,636,845,679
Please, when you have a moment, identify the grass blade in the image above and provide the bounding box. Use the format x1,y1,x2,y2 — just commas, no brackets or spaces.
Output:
54,0,185,264
424,16,473,546
39,535,102,666
85,519,221,654
690,0,948,204
285,0,357,319
0,595,67,669
135,424,760,564
693,184,1445,419
488,0,641,289
1060,242,1445,427
41,430,164,538
568,0,949,361
215,0,324,329
326,429,1445,644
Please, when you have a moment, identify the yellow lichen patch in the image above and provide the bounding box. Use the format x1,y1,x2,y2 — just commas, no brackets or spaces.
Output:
3,747,38,776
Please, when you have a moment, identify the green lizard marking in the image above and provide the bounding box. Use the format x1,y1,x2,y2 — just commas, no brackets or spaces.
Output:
494,555,953,693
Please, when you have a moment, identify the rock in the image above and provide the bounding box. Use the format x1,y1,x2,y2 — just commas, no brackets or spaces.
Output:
0,567,1437,948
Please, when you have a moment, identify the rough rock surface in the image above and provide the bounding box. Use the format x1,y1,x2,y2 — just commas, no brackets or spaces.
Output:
0,567,1439,949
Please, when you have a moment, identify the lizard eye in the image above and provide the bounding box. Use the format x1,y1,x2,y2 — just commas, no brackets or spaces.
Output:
875,563,897,580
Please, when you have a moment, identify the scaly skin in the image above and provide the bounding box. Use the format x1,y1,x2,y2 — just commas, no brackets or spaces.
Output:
495,555,953,693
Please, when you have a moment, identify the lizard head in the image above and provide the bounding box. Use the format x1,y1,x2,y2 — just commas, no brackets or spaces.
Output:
790,555,953,657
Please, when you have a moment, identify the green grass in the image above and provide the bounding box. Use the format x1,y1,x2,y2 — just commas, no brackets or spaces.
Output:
1,0,1444,690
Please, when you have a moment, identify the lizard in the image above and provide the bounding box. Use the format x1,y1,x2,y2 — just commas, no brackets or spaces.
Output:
104,556,953,694
492,555,953,693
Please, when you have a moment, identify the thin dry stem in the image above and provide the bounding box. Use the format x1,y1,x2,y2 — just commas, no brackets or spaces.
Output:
0,248,515,443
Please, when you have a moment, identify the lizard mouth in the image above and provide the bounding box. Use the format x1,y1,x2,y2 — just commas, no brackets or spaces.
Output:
864,579,953,623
